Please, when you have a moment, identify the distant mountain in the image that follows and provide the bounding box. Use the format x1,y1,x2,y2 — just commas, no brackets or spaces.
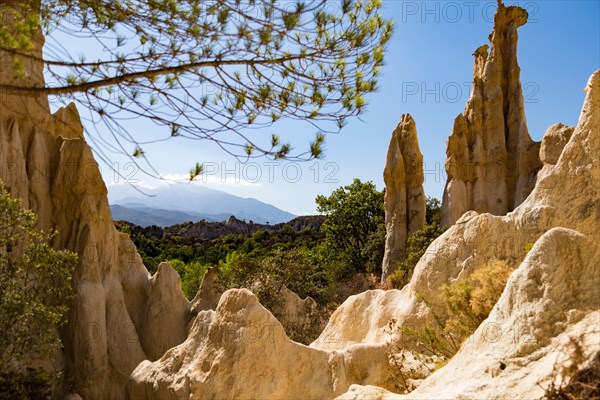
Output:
110,204,220,227
108,184,296,226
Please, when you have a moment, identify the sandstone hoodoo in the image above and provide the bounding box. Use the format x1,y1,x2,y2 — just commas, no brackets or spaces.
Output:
337,69,600,399
441,1,542,227
1,23,191,400
381,114,426,282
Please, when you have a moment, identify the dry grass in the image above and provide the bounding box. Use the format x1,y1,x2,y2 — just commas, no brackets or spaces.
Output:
543,337,600,400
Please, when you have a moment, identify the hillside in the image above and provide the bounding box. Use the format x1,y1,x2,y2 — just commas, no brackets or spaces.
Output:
108,184,296,225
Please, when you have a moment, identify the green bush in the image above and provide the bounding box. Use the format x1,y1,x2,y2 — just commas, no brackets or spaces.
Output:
387,197,446,289
0,182,77,397
388,222,447,289
261,248,328,305
0,182,77,370
399,259,513,362
181,261,209,300
0,368,51,400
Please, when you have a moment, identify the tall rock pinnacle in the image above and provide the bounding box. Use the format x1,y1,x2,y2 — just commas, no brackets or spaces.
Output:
381,114,425,282
441,1,542,226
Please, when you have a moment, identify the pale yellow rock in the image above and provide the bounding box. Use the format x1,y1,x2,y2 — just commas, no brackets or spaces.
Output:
382,114,426,282
537,123,575,181
540,123,575,165
268,281,320,329
441,1,542,226
128,34,600,400
333,68,600,399
190,267,223,316
141,262,190,360
127,289,396,399
337,228,600,399
1,21,191,400
2,1,599,399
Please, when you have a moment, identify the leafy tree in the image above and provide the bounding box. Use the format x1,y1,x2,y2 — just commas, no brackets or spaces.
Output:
425,196,442,225
1,0,393,175
261,248,328,304
362,221,386,275
0,183,77,378
217,251,263,288
316,178,384,278
180,260,209,300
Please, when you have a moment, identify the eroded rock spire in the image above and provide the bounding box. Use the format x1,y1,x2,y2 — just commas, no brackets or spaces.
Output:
441,1,542,226
381,114,425,282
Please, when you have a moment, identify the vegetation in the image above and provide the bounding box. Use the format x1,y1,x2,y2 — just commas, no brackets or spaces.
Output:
116,182,448,344
1,0,393,173
440,259,513,345
0,368,52,400
544,342,600,400
315,178,385,279
117,179,390,342
388,197,447,289
0,183,77,398
387,259,513,390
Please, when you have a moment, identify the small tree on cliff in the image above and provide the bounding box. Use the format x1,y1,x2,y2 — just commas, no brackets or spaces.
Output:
0,0,393,176
0,182,77,371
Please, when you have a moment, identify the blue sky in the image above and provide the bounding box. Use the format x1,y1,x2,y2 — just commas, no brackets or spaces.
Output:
51,1,600,216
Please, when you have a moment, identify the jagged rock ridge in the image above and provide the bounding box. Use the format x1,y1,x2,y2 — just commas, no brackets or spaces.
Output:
1,1,597,399
337,68,600,399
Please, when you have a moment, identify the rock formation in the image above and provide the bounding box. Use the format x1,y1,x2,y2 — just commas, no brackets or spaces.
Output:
537,123,575,180
339,229,600,400
332,68,600,399
127,65,600,400
381,114,426,282
0,22,190,400
3,1,599,399
441,1,542,226
128,62,600,400
129,3,599,398
189,267,223,318
127,289,396,399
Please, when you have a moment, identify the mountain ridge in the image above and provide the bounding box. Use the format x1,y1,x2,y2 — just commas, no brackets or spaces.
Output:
108,184,296,226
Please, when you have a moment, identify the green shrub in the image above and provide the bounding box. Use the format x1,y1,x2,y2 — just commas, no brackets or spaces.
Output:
181,261,209,300
0,182,77,370
217,251,263,288
396,260,513,366
0,368,51,400
261,248,328,305
0,182,77,397
166,259,208,300
442,259,513,342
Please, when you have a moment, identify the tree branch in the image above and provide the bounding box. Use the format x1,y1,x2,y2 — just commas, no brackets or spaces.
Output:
0,53,313,96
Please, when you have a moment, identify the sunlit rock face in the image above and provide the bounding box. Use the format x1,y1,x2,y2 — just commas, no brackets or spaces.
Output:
441,2,542,227
335,68,600,400
381,113,426,282
3,1,599,399
0,20,190,400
